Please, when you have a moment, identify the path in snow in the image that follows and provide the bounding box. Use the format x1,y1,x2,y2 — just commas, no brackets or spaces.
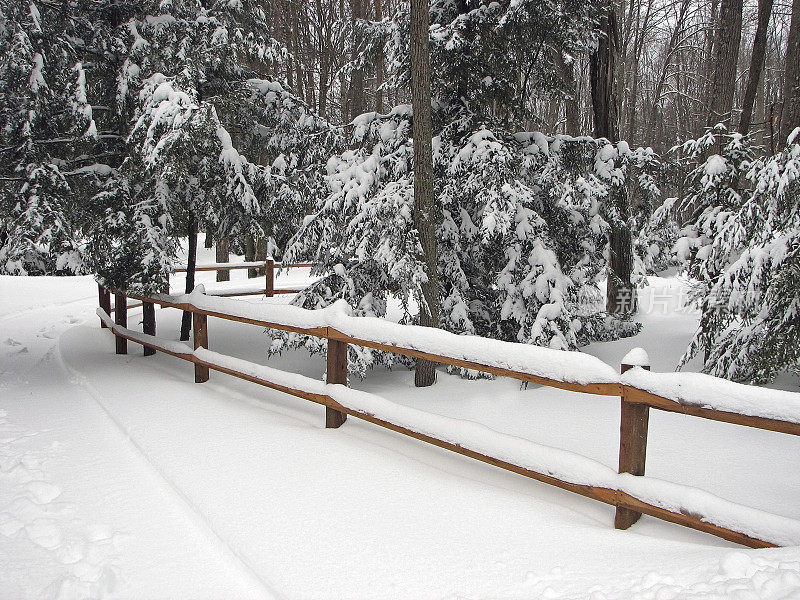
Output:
1,273,799,598
0,276,271,599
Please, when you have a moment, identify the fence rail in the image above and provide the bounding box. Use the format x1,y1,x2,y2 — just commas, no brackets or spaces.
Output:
107,260,313,312
173,260,313,273
95,283,800,549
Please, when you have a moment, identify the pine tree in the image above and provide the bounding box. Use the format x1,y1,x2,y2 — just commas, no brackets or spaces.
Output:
274,0,666,378
85,0,325,301
677,128,800,382
0,1,97,274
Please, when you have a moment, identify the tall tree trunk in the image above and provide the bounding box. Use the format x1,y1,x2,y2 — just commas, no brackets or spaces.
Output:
706,0,743,127
348,0,367,120
591,8,621,140
245,234,257,278
780,0,800,143
739,0,773,134
624,0,653,144
318,5,330,120
591,3,635,316
180,212,197,341
374,0,385,113
255,237,268,276
216,237,230,282
410,0,440,387
556,52,580,136
647,0,690,149
755,65,766,147
703,0,720,100
204,226,213,248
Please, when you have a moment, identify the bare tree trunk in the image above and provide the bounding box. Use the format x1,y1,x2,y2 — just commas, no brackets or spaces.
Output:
703,0,720,104
180,212,197,341
739,0,773,134
374,0,385,113
318,0,330,119
204,226,213,248
410,0,439,387
755,65,767,146
245,234,257,278
216,237,230,282
556,52,580,136
348,0,367,120
624,0,653,144
780,0,800,143
647,0,690,148
255,237,268,276
591,3,635,316
706,0,743,127
591,8,621,140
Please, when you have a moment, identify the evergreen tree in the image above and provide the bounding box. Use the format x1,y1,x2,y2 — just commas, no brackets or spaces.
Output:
0,1,97,274
82,0,332,301
275,0,663,377
677,126,800,383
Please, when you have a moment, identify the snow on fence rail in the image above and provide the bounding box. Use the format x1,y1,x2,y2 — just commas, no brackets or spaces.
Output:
96,283,800,549
172,259,314,273
109,260,312,312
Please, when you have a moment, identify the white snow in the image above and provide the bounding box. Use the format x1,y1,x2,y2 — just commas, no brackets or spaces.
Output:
622,367,800,424
704,154,728,176
29,53,45,92
326,311,620,385
99,309,800,548
622,347,650,367
2,271,800,598
158,289,620,386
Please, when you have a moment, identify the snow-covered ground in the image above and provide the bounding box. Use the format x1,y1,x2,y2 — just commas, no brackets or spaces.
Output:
2,255,800,598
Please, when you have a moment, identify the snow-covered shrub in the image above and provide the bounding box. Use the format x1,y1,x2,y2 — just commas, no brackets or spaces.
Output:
276,105,654,376
676,126,800,383
0,1,94,274
673,125,758,281
81,0,336,292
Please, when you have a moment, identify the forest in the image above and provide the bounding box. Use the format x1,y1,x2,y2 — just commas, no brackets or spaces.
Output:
1,0,798,386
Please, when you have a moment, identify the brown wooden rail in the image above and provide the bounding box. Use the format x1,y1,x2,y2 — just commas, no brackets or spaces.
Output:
172,258,309,298
173,260,313,273
97,284,800,549
110,259,311,312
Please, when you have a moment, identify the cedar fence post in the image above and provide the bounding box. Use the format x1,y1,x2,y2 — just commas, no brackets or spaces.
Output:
266,258,275,297
615,354,651,530
143,301,156,356
325,338,348,428
193,312,209,383
114,292,127,355
98,284,111,328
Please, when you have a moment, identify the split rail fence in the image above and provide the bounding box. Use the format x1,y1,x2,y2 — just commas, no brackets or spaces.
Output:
110,259,312,313
95,277,800,550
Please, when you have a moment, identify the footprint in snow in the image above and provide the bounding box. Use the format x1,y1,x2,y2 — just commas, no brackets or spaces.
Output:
0,511,25,536
25,518,63,549
4,338,22,346
0,411,122,597
26,480,62,504
0,461,35,484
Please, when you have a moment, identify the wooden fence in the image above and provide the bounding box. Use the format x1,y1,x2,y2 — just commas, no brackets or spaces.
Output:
95,283,800,550
173,259,312,297
108,260,312,312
